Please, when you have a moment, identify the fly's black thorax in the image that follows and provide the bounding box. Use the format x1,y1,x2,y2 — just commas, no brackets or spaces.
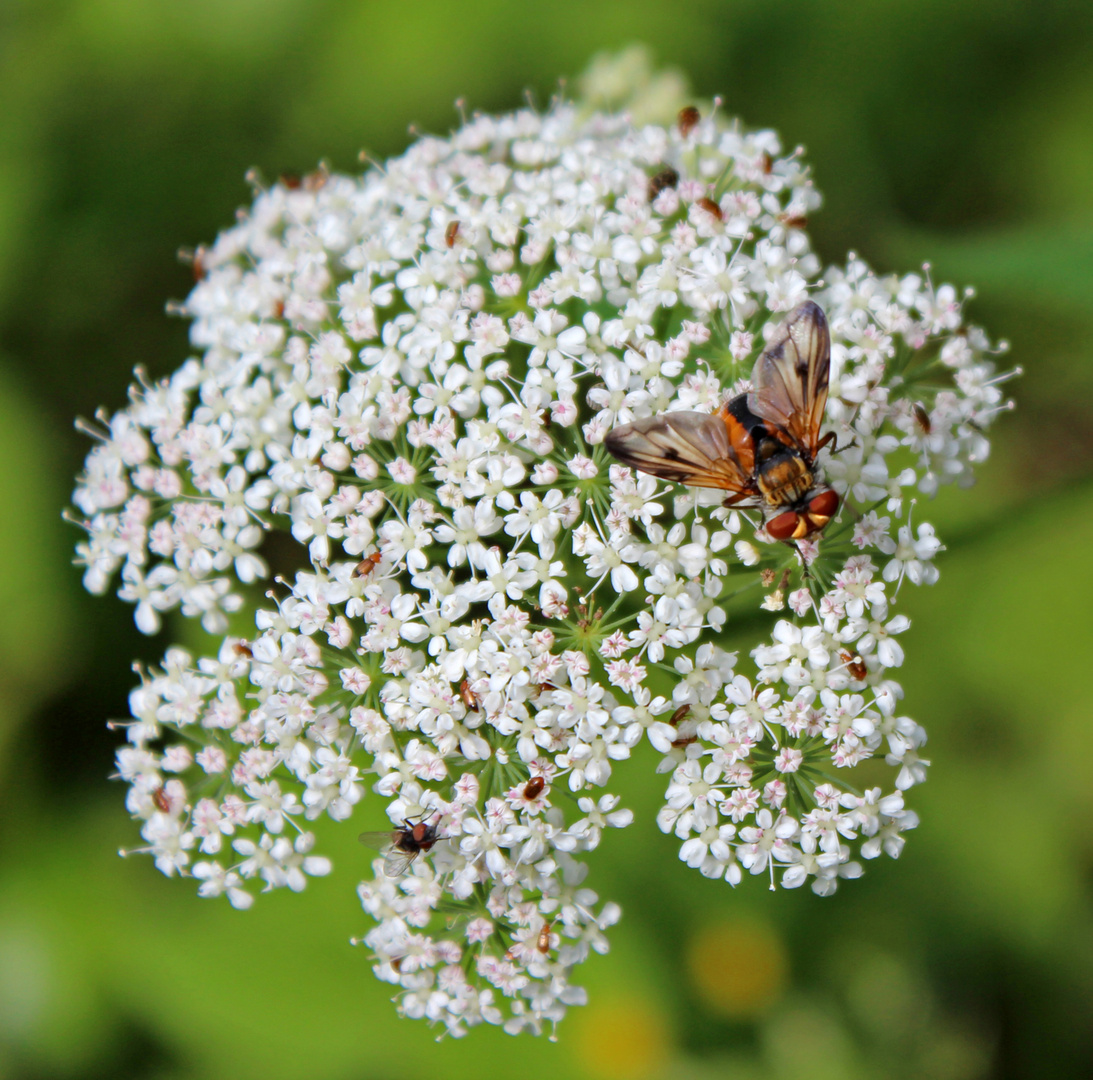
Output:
726,392,815,510
395,822,438,853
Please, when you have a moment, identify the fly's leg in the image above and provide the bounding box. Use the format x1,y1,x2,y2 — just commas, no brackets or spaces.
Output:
818,430,858,455
795,541,812,580
721,491,752,508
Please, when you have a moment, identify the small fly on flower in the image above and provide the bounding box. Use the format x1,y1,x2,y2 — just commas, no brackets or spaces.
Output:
359,819,440,878
152,787,171,813
605,300,840,543
445,220,460,248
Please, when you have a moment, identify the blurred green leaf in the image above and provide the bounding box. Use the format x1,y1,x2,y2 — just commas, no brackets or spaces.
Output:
0,363,76,767
885,221,1093,318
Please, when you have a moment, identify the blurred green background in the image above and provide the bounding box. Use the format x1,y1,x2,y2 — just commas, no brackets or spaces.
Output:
1,1,1092,1077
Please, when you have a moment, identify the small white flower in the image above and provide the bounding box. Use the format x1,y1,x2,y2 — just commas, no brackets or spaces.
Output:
884,522,943,587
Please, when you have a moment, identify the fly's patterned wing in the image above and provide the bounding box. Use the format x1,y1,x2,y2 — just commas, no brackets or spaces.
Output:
382,847,418,878
359,830,420,877
747,300,830,458
358,829,399,851
604,409,755,493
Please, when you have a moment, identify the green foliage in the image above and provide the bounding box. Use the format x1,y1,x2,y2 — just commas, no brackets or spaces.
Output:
0,366,74,766
1,1,1091,1076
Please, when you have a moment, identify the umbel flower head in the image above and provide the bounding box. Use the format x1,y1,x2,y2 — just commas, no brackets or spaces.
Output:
71,55,1013,1037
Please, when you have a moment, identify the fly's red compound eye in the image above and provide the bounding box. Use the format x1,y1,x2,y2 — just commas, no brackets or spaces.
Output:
766,511,801,541
808,490,839,517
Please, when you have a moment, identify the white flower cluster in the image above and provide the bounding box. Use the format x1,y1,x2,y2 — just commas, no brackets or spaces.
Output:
72,92,1012,1037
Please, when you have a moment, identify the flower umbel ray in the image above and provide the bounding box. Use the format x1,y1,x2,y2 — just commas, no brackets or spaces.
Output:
72,53,1012,1038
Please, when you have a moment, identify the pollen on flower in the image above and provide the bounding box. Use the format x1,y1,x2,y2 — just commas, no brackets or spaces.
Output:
71,52,1012,1039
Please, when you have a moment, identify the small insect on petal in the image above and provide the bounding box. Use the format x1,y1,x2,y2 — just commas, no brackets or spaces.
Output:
354,552,382,577
445,220,460,248
913,403,932,434
178,245,207,282
460,679,481,712
696,197,723,222
537,920,553,954
303,163,329,192
648,166,679,201
523,775,546,800
669,703,697,748
678,105,701,137
840,650,868,681
669,705,691,726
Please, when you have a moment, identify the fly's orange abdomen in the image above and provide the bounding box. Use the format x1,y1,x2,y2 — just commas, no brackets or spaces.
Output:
756,456,813,509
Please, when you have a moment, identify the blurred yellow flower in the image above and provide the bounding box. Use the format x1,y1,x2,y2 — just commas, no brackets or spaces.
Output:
685,917,787,1018
571,994,670,1080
